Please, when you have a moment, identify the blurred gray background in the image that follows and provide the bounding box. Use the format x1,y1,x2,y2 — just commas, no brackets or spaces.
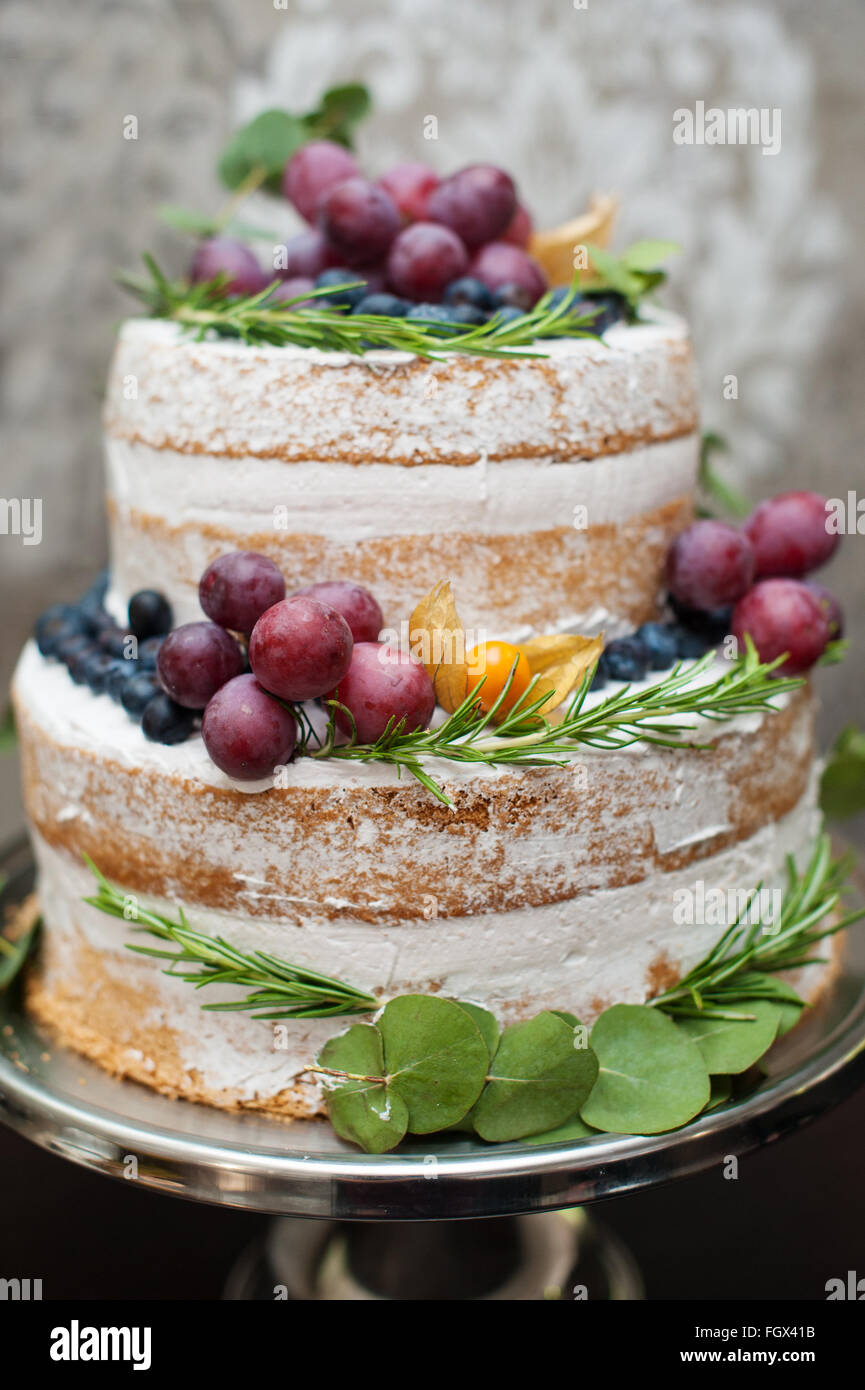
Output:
0,0,863,843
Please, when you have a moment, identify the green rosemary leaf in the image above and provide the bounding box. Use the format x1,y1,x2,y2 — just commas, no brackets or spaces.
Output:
84,860,377,1020
117,255,602,358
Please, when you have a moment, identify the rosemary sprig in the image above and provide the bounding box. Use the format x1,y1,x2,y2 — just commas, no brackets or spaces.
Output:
650,834,864,1021
305,643,804,807
116,253,603,358
83,856,376,1020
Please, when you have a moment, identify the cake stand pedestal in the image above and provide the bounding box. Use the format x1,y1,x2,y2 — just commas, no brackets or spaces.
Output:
2,837,864,1301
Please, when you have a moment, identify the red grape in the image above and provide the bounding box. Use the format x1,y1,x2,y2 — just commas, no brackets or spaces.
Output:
276,229,339,279
426,165,517,248
665,520,755,611
202,674,297,781
268,277,316,306
190,238,266,296
292,581,383,643
319,178,401,266
157,622,244,709
249,596,353,701
803,581,844,638
199,552,286,634
731,579,830,674
501,203,533,247
327,643,435,743
377,162,440,222
387,222,469,301
282,140,360,223
744,491,840,578
469,242,548,305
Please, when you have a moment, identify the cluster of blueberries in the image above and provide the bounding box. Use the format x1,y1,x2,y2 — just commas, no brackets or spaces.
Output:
34,577,195,745
591,601,730,689
313,270,628,336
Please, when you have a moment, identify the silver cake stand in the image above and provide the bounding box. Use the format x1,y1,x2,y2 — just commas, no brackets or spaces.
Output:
2,835,865,1300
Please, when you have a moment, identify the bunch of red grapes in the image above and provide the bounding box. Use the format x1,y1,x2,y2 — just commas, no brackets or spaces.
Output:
155,553,435,781
665,491,844,674
190,141,551,322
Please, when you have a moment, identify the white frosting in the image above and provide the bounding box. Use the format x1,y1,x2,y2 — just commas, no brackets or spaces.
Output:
104,312,697,463
101,312,700,636
30,781,824,1109
13,640,792,801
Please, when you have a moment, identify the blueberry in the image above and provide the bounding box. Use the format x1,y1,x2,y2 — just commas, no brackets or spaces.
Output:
99,625,132,659
490,305,524,326
581,292,628,334
314,268,367,309
105,658,138,701
603,636,650,682
35,605,83,656
81,650,116,694
137,635,165,669
590,662,608,691
405,303,460,334
352,293,410,317
635,621,680,671
128,590,173,641
491,282,535,311
443,277,495,311
56,633,92,672
78,591,108,636
141,692,195,745
120,671,160,718
671,625,711,660
66,642,98,684
449,304,487,326
668,595,733,643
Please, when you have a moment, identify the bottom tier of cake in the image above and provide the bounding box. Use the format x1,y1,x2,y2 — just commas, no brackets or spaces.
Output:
25,794,831,1120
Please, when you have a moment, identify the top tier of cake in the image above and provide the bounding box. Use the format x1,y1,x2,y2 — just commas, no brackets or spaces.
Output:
103,313,699,637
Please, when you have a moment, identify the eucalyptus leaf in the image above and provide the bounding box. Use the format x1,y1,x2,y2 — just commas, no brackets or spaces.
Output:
776,999,807,1037
317,1023,408,1153
378,995,489,1134
526,1114,600,1145
678,1001,781,1074
218,110,309,192
472,1011,599,1142
705,1075,733,1112
581,1004,710,1135
314,83,372,138
584,244,643,299
821,725,865,819
449,999,499,1061
621,239,681,271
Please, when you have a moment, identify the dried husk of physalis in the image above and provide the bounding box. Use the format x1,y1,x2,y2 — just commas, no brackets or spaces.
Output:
529,192,618,287
408,581,603,718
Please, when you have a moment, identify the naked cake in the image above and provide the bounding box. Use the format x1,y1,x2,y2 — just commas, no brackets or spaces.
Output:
8,129,849,1148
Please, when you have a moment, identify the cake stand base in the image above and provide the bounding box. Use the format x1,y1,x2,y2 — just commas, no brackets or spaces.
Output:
224,1208,643,1301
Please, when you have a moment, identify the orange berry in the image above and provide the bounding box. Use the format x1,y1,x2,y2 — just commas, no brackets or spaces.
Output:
466,640,533,719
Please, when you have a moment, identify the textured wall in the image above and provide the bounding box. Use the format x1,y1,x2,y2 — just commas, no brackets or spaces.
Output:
1,0,863,838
